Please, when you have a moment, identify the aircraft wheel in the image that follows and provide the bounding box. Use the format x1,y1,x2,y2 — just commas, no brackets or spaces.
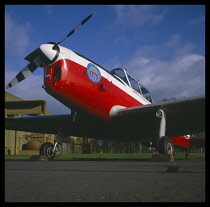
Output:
39,142,55,161
158,136,174,155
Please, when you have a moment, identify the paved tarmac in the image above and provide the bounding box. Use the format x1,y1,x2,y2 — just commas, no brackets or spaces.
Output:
5,160,205,202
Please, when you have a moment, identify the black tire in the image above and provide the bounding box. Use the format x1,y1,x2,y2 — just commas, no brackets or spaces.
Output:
158,137,174,155
39,142,55,161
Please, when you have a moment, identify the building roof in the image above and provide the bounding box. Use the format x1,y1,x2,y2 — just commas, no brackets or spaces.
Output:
5,91,53,115
5,91,23,101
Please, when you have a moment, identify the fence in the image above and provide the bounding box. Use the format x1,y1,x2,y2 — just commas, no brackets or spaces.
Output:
60,139,205,154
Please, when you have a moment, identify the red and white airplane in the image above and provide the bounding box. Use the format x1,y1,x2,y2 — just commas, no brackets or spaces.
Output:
5,12,205,160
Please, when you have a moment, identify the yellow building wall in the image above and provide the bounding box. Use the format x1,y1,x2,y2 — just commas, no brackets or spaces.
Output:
5,92,55,155
5,130,55,155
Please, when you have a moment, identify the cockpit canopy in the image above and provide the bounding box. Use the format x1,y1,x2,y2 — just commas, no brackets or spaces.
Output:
111,68,153,103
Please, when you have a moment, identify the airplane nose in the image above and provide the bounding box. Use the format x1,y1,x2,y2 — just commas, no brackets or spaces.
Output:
39,43,60,65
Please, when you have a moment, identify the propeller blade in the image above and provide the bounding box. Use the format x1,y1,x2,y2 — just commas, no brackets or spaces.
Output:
6,56,42,89
53,11,96,48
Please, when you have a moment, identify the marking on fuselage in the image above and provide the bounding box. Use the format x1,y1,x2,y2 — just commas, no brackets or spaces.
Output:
87,63,101,83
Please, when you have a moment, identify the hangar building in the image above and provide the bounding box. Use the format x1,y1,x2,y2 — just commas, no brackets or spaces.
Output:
5,91,56,155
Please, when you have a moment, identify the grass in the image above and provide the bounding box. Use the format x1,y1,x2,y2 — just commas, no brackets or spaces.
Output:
5,155,31,161
5,153,205,161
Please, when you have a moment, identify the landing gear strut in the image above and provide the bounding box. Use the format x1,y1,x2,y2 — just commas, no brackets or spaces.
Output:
39,125,67,160
156,109,175,155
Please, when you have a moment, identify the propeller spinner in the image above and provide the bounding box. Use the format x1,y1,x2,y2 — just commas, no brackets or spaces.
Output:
6,12,96,89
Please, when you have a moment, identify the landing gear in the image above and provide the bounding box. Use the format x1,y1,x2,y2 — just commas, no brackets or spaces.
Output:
39,121,69,160
156,109,175,155
39,142,56,161
158,136,174,155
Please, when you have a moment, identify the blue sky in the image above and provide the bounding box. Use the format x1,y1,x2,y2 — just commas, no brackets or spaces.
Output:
5,5,205,114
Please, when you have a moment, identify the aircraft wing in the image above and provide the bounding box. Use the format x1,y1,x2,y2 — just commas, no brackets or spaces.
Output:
5,114,73,134
111,95,205,140
5,95,205,141
5,114,114,139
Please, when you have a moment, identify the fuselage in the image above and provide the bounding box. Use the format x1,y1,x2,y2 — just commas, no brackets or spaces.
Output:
41,44,152,121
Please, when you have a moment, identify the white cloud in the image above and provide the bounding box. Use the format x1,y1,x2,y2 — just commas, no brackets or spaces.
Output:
188,15,205,26
123,35,205,102
5,11,32,57
112,5,166,29
134,34,195,60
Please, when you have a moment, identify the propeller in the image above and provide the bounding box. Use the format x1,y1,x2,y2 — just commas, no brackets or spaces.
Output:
6,12,96,89
53,11,96,49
